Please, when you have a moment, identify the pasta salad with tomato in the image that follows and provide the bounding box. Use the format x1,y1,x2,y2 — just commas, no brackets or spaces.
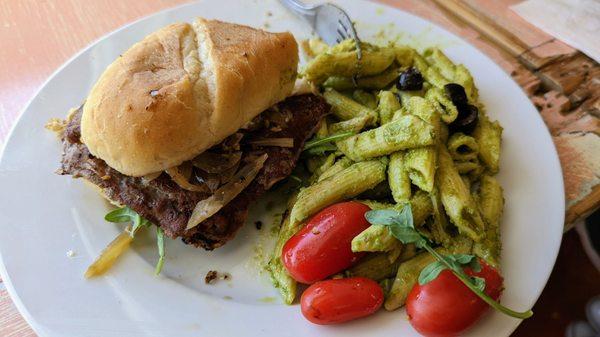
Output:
267,39,532,336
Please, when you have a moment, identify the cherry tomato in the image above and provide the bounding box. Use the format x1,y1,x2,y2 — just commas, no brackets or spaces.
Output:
406,259,503,337
301,277,384,325
282,201,371,284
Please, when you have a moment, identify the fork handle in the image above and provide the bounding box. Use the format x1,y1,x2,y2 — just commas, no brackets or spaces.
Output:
280,0,316,16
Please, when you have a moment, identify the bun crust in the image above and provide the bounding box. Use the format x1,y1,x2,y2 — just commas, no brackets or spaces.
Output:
81,19,298,176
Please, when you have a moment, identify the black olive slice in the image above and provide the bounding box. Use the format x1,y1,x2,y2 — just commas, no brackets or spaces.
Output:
444,83,468,105
450,104,479,134
396,67,424,91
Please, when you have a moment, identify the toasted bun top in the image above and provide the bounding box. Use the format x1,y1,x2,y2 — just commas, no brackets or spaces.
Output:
81,18,298,176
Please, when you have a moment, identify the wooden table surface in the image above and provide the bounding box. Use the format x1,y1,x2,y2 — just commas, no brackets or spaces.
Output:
1,0,599,336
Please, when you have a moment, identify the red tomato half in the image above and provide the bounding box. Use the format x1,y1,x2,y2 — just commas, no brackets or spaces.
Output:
406,259,503,337
282,201,371,284
301,277,384,324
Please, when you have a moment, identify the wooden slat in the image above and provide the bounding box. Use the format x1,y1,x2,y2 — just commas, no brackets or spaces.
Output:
430,0,576,70
461,0,578,68
0,290,36,337
376,0,518,73
537,54,596,95
510,64,542,96
553,133,600,229
528,39,578,60
559,115,600,136
462,0,576,58
463,0,554,48
566,184,600,225
430,0,528,57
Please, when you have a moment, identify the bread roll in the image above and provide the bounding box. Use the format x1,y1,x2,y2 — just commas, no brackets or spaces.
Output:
81,18,298,176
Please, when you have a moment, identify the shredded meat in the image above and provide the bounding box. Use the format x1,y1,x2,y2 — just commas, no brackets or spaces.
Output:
59,94,329,250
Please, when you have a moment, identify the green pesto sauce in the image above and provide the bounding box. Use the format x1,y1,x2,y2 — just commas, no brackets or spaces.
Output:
270,213,283,235
259,296,277,303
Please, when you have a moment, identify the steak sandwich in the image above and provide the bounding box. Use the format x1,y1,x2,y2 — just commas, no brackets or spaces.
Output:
57,18,329,250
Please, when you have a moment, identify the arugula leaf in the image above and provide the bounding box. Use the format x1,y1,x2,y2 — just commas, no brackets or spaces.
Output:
419,254,485,292
472,276,486,292
303,131,354,151
364,209,405,226
155,227,165,275
418,261,446,285
365,205,425,248
304,143,338,156
423,245,532,319
104,207,166,276
105,207,138,223
131,218,151,236
105,207,151,238
303,131,354,156
451,254,476,265
392,227,426,247
444,254,477,273
468,257,482,273
365,205,534,320
397,203,414,228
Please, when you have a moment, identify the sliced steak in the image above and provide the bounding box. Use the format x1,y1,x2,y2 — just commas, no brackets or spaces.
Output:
59,94,329,250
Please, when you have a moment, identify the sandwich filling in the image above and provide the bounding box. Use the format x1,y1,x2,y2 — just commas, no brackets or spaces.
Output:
59,94,329,250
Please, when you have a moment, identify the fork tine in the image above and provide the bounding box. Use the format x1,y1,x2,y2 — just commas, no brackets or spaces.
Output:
338,20,350,40
336,13,362,59
281,1,361,54
340,16,357,38
338,19,349,33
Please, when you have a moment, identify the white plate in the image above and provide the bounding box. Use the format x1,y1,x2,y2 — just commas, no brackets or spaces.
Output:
0,1,564,336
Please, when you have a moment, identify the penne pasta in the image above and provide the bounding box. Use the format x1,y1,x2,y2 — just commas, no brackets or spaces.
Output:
384,249,443,310
329,115,372,134
351,191,433,253
436,145,485,241
447,132,479,162
473,113,503,174
322,66,400,91
317,157,354,182
267,195,299,305
336,115,436,161
304,47,396,83
289,160,387,227
473,175,504,267
388,151,412,202
323,89,378,123
308,153,336,183
454,64,478,102
349,252,402,281
429,186,453,247
424,48,456,81
404,146,437,193
353,89,378,109
425,87,459,124
394,45,417,67
377,90,402,125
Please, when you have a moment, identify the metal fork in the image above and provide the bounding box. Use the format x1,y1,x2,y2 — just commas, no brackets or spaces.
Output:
280,0,362,59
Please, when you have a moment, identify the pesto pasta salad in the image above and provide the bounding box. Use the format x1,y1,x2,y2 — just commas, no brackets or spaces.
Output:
267,39,532,336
